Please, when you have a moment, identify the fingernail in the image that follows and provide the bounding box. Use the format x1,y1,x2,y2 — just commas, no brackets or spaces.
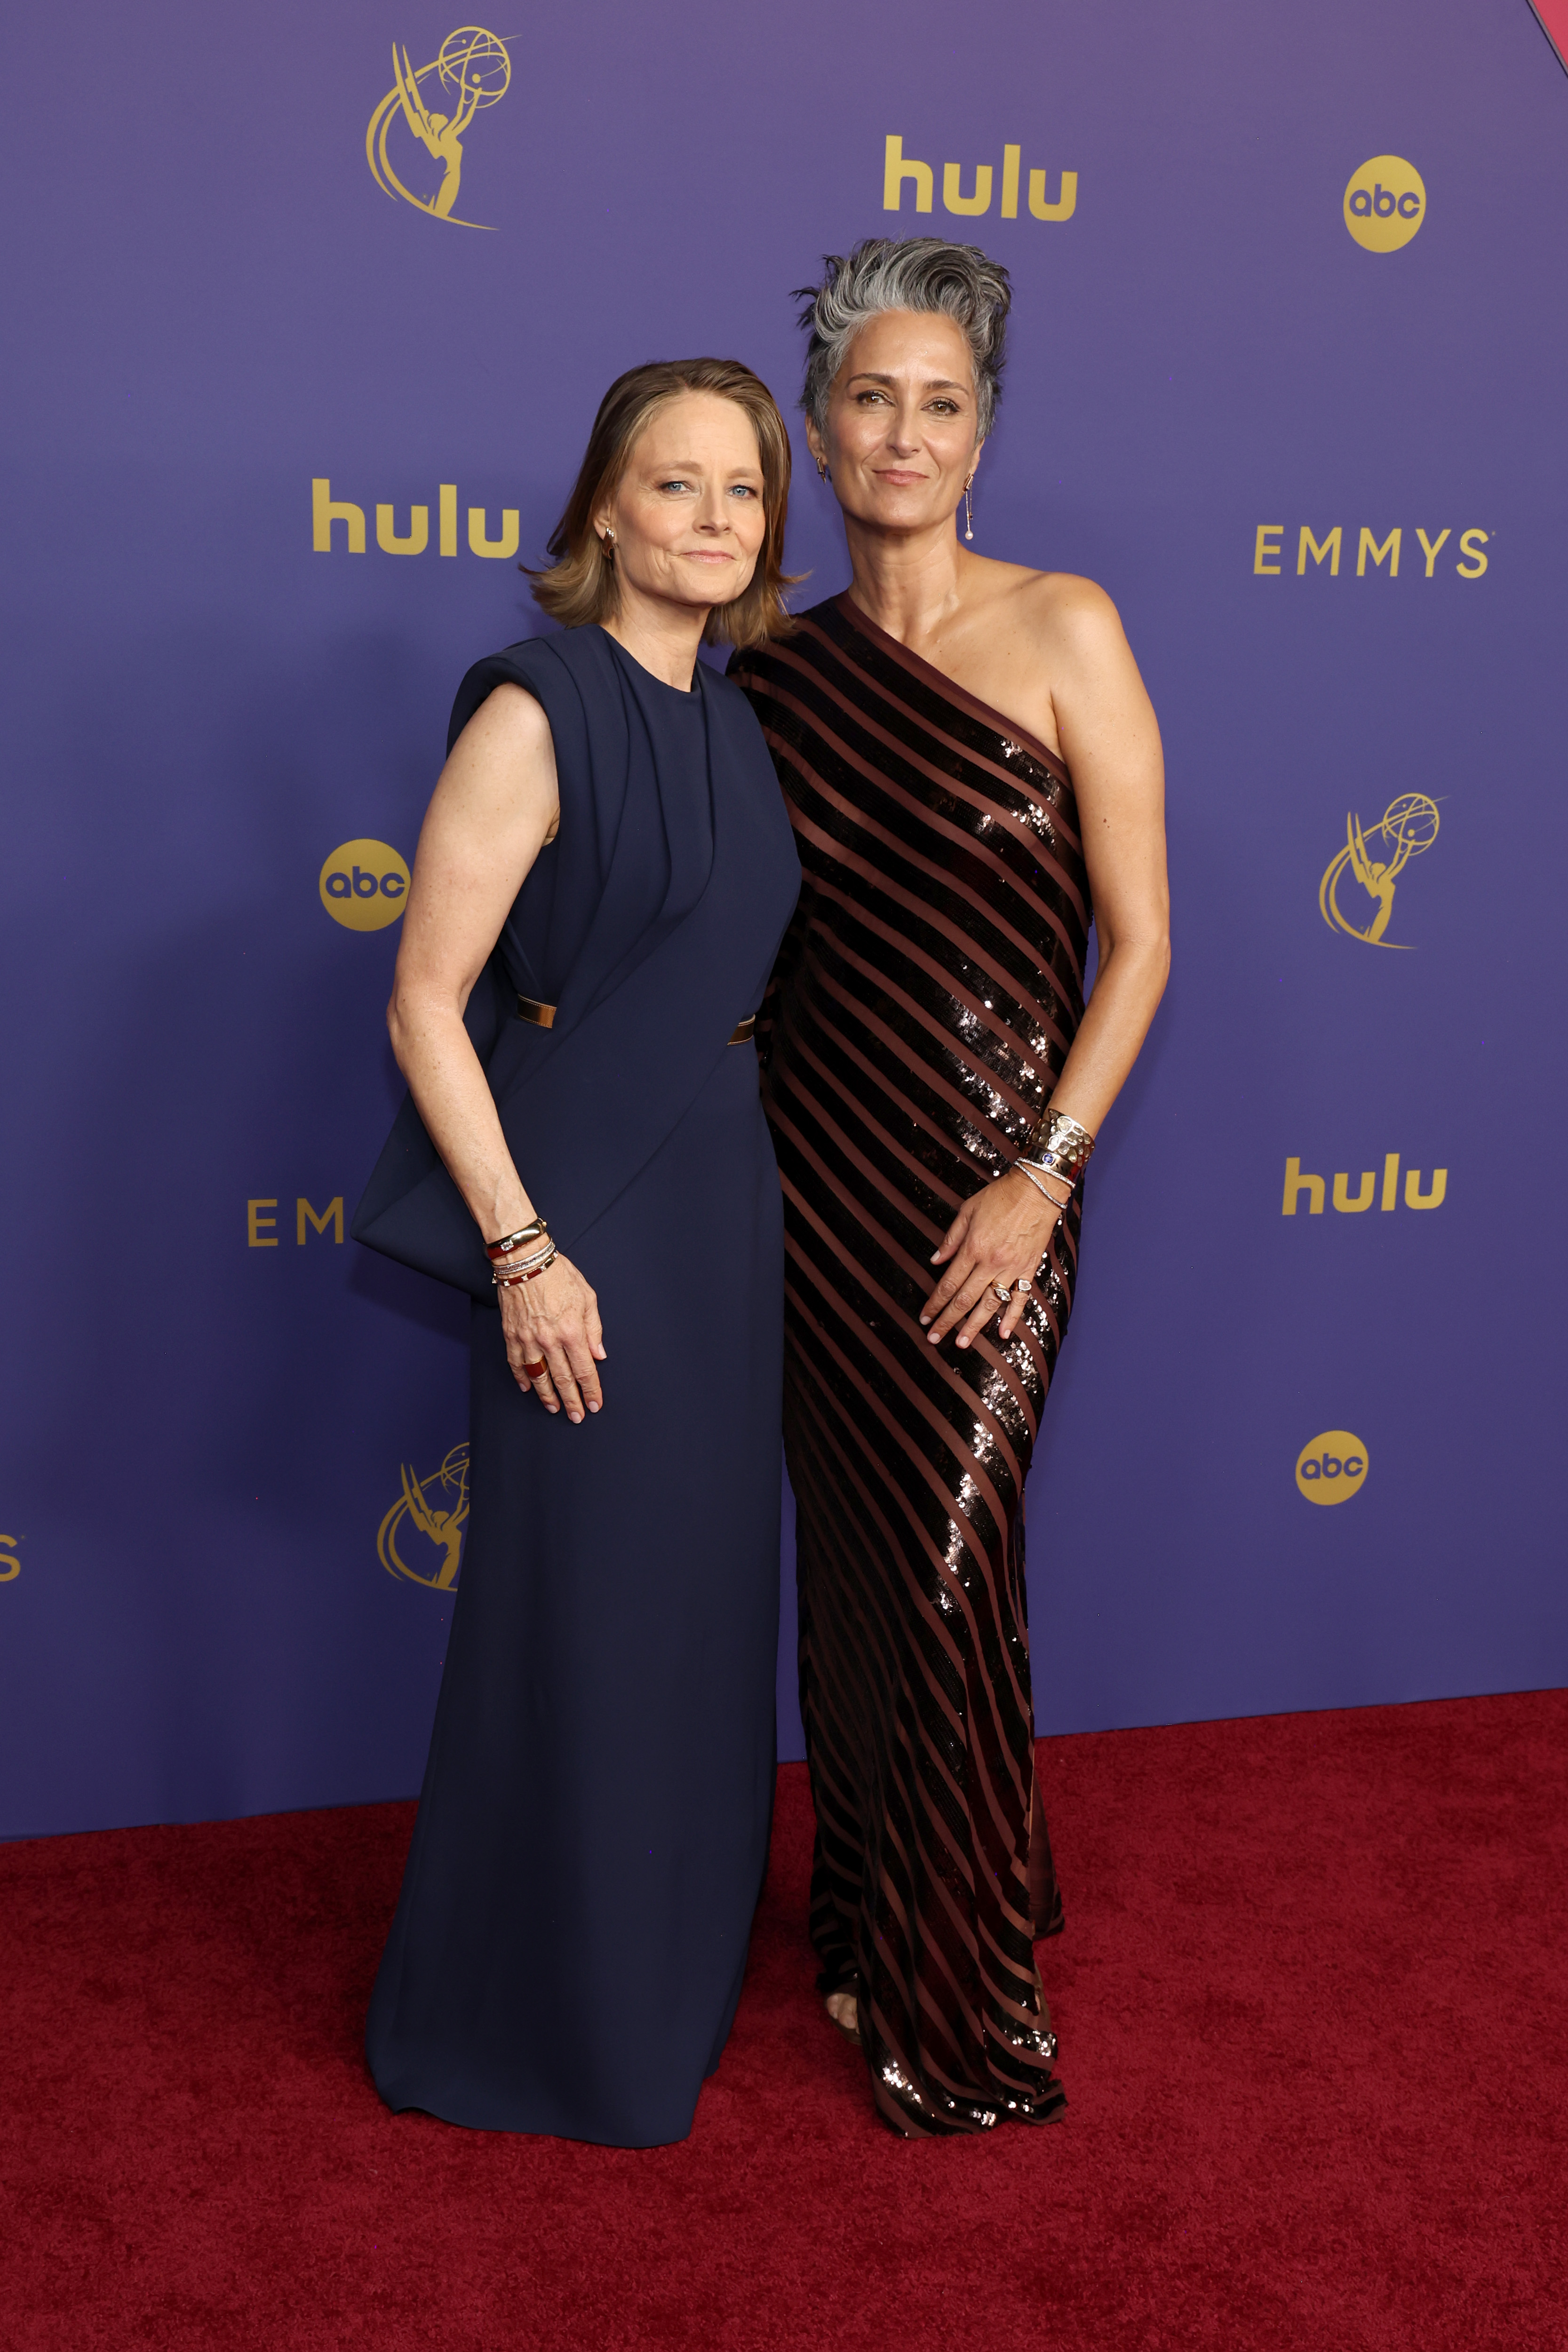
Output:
919,1314,930,1326
588,1402,600,1413
957,1337,969,1349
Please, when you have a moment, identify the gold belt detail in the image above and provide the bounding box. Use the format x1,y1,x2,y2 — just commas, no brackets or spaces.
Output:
518,993,756,1047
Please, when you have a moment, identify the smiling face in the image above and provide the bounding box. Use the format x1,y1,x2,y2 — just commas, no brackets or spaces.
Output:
808,309,982,538
594,390,767,617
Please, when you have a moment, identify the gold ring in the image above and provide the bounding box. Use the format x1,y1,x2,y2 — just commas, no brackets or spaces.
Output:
523,1359,548,1378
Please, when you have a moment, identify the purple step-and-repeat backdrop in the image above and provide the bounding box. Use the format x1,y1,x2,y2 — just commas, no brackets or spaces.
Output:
3,1,1565,1837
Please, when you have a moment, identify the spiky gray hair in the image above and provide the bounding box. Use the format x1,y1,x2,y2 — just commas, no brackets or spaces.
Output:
794,236,1012,442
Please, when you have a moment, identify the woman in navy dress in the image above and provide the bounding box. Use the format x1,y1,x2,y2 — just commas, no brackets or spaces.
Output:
353,359,801,2146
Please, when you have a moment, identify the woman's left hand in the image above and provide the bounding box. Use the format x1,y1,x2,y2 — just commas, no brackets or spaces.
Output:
920,1169,1066,1349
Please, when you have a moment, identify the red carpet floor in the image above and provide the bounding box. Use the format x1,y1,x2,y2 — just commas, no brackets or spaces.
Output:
3,1691,1565,2351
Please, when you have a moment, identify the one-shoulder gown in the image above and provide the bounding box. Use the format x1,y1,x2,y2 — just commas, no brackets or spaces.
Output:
734,595,1085,2138
354,625,801,2147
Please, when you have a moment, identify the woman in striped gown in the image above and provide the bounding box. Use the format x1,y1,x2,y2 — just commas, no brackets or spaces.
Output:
733,238,1170,2137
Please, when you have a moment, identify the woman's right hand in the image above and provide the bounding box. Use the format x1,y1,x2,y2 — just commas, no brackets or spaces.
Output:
498,1256,606,1421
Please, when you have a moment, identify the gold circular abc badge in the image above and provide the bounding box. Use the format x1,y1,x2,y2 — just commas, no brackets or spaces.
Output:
1296,1431,1369,1505
319,838,410,930
1344,156,1425,252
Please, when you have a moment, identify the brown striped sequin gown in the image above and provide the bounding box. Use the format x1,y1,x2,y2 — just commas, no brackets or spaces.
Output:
733,594,1088,2138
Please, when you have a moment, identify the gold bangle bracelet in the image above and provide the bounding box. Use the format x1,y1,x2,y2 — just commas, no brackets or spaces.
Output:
486,1217,549,1264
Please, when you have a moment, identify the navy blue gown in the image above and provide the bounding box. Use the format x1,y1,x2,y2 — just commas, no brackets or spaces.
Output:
353,625,800,2146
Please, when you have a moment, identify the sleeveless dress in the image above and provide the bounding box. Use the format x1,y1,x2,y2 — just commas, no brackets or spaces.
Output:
353,626,801,2147
732,594,1087,2138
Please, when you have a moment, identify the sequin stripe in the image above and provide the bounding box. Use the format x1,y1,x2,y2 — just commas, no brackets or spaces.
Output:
754,689,1090,986
789,1385,972,1781
775,965,1035,1215
777,1186,1042,1683
814,597,1077,804
781,1275,1038,1859
775,763,1087,1021
747,657,1090,917
795,1426,1061,2136
788,808,1082,1067
769,1038,1054,1449
792,874,1079,1121
771,1068,1043,1486
781,1231,1029,1730
790,1457,986,2030
804,954,1048,1178
766,616,1084,848
777,1222,1043,1876
758,720,1088,1028
787,1387,979,1851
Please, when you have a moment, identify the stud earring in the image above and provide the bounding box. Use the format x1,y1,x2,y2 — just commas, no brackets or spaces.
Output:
817,458,829,482
963,477,975,542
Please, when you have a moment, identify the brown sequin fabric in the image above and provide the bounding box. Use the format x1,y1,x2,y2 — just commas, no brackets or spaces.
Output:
733,594,1088,2138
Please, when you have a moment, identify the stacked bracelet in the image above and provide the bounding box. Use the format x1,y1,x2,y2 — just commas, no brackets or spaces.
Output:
1019,1105,1096,1188
486,1216,549,1264
493,1241,558,1287
1013,1158,1073,1210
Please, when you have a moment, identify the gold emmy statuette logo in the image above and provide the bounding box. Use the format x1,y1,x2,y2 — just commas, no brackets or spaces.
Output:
0,1534,20,1584
379,1445,470,1588
1295,1432,1368,1506
1344,155,1425,252
320,838,410,932
1319,793,1439,948
367,27,512,230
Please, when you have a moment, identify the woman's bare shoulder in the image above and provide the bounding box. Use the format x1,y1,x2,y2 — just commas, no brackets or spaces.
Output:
982,561,1123,642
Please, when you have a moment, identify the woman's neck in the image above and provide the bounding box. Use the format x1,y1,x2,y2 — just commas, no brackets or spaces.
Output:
600,583,708,690
840,515,973,649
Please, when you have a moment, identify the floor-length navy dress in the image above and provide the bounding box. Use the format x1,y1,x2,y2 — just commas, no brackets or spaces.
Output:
353,624,800,2146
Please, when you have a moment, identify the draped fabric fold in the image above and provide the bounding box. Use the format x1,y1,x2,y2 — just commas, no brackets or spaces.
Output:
734,595,1086,2137
352,626,780,1293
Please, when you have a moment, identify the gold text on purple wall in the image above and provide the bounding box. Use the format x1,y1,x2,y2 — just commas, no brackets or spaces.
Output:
883,137,1076,222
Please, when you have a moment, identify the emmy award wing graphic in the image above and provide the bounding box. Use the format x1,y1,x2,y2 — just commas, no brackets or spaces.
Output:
366,27,512,229
1318,793,1441,948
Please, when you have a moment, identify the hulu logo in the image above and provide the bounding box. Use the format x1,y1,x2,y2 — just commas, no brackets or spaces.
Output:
1281,1154,1447,1216
882,135,1076,222
311,479,518,558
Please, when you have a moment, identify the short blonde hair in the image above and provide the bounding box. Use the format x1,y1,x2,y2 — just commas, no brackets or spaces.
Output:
530,358,796,648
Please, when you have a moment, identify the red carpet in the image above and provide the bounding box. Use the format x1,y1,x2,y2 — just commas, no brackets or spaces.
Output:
3,1691,1564,2350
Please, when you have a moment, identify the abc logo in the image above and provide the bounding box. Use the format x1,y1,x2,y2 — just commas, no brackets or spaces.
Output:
1343,155,1425,253
1295,1430,1369,1506
319,838,410,932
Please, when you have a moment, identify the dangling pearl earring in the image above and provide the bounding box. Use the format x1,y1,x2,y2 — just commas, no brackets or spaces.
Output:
963,477,975,542
600,528,615,555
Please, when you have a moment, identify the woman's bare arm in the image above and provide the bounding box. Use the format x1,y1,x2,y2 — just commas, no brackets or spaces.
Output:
389,683,558,1237
388,685,605,1421
922,581,1170,1348
1040,577,1170,1136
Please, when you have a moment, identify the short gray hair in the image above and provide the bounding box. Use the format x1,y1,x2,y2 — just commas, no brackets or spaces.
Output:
794,237,1012,442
